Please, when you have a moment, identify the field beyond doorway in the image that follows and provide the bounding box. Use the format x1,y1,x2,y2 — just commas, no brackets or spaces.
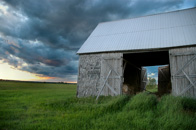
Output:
0,81,196,130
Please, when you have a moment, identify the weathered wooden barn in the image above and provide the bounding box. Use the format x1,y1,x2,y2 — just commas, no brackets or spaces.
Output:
77,8,196,98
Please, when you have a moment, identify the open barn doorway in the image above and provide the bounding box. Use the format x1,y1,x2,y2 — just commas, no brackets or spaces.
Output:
123,51,171,96
143,66,159,93
144,65,171,96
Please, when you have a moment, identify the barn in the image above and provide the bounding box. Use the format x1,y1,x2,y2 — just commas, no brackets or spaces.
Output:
77,8,196,98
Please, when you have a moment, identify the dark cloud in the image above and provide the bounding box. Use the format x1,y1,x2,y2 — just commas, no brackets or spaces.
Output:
0,35,77,78
0,0,192,81
1,0,185,49
22,61,78,78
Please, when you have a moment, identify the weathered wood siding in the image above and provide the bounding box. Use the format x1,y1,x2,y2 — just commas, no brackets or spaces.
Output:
158,65,171,95
169,46,196,98
77,53,123,97
141,68,147,91
100,53,123,96
77,54,102,97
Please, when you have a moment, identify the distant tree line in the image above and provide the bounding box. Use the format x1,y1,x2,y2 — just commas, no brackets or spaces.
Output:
146,77,157,89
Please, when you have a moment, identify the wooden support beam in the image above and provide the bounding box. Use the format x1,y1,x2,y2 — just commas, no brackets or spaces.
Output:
105,82,118,95
102,59,120,76
123,59,141,70
123,62,127,75
102,76,121,79
100,77,118,95
174,74,196,78
179,80,196,96
96,70,112,100
182,70,196,89
170,52,196,56
174,55,196,76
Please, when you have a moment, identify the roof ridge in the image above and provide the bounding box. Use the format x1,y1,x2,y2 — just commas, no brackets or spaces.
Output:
91,24,196,37
99,7,196,25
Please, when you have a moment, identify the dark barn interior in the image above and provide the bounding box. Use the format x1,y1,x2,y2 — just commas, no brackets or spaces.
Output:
123,51,171,95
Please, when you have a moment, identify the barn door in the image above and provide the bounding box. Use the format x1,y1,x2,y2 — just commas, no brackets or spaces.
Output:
158,65,171,95
169,47,196,97
96,53,123,99
141,68,147,91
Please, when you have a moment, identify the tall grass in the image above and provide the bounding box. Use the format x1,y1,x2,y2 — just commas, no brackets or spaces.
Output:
0,81,196,130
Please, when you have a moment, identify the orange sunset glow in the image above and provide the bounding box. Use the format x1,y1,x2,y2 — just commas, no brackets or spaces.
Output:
0,61,53,81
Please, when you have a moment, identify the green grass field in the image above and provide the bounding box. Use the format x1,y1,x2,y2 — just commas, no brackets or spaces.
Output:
0,81,196,130
146,85,158,93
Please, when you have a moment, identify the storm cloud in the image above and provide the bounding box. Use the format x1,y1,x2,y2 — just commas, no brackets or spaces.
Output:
0,0,195,82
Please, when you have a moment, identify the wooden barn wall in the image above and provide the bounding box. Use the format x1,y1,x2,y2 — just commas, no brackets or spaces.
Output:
158,65,171,96
140,68,147,91
77,54,102,97
169,46,196,98
101,53,123,96
77,53,123,97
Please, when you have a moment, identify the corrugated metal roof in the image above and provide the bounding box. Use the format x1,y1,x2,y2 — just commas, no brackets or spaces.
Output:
77,8,196,54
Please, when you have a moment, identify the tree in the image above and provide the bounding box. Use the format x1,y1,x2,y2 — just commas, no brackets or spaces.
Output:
148,77,156,86
146,77,157,89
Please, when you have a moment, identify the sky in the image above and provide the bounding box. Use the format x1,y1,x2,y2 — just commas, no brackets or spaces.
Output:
0,0,196,83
